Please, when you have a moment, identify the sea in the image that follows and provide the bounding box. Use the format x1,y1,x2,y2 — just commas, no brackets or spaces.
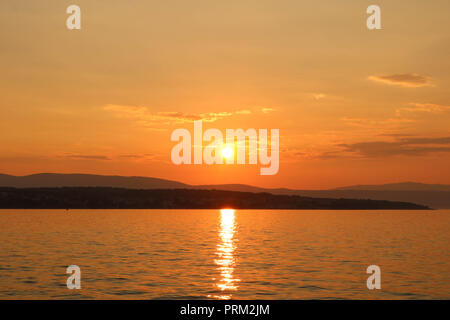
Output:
0,209,448,299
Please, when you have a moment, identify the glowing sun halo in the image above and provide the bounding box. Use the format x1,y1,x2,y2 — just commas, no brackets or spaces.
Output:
222,147,233,159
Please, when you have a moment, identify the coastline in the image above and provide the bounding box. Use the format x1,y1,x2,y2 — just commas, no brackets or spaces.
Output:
0,187,430,210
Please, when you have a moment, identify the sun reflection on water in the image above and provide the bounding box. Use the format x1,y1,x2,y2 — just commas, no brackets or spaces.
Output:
210,209,240,299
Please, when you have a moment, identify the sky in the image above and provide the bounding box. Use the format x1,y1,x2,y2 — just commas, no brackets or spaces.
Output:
0,0,449,189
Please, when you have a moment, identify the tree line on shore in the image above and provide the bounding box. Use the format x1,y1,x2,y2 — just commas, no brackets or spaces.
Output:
0,187,429,210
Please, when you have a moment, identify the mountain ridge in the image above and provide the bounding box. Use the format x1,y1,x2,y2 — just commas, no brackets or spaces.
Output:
0,187,429,210
0,173,188,189
1,173,449,208
333,182,450,191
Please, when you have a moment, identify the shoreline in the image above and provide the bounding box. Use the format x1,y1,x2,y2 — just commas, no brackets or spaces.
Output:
0,187,431,210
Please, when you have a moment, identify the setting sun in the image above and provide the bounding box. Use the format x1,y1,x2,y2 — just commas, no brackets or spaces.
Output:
221,146,233,159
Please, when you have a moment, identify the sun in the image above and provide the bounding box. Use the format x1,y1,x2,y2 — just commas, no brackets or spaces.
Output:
221,146,233,159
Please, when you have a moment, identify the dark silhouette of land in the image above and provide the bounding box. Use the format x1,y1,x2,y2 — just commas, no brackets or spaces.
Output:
0,173,188,189
0,187,429,210
333,182,450,191
1,173,448,208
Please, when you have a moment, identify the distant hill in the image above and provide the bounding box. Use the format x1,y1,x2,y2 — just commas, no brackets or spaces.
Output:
268,190,450,210
1,173,449,208
0,173,188,189
333,182,450,192
193,185,450,209
0,187,429,210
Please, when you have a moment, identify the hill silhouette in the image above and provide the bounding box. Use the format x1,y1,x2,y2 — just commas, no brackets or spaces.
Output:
1,173,448,208
0,187,429,210
333,182,450,191
0,173,188,189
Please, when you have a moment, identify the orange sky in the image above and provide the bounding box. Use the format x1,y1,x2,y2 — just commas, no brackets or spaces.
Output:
1,1,449,189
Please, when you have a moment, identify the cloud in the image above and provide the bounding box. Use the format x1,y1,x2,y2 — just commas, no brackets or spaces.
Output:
291,135,450,160
368,73,433,88
339,136,450,158
235,110,252,115
377,133,415,138
313,93,326,100
157,111,233,122
103,105,253,127
402,137,450,145
117,153,160,162
396,103,450,115
302,151,341,160
59,153,164,162
261,107,276,114
283,145,343,161
340,116,415,129
63,154,111,160
118,153,154,159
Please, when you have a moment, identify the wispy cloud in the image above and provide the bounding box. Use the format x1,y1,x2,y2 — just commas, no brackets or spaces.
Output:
339,136,450,158
117,153,162,162
368,73,433,88
261,107,276,114
340,116,415,129
118,153,154,159
103,105,253,127
313,93,326,100
58,152,165,162
157,111,233,122
288,135,450,161
63,153,111,160
235,110,252,115
292,150,341,160
396,103,450,115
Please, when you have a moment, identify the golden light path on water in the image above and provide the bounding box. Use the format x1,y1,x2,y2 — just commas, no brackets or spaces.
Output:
209,209,240,299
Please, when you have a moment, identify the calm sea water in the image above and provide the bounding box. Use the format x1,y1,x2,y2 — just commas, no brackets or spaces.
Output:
0,209,448,299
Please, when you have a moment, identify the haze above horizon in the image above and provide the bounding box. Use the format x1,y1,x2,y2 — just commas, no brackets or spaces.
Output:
1,1,449,189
